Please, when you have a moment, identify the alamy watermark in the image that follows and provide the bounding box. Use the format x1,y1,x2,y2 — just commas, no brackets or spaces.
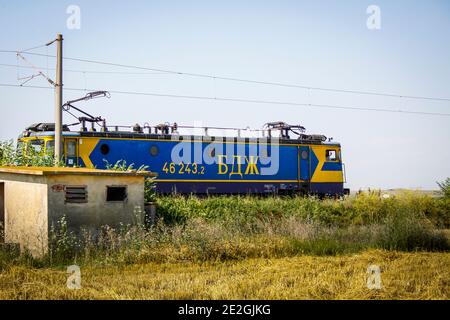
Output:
367,264,382,290
67,265,81,289
66,5,81,30
366,5,381,30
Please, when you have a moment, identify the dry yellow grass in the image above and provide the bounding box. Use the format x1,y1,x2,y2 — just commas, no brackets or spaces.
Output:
0,250,448,300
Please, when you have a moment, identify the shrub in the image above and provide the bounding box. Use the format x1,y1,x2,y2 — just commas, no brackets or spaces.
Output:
376,207,449,251
437,178,450,199
0,139,59,167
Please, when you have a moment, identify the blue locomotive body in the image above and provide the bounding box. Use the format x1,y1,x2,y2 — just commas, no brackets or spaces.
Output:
19,124,348,196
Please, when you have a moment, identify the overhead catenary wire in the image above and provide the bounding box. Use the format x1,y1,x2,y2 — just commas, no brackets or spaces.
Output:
0,63,174,75
0,50,449,102
18,43,48,53
18,38,58,53
15,53,55,86
0,83,449,117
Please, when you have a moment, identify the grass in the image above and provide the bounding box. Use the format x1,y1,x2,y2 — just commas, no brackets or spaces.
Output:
0,250,448,299
1,142,449,300
155,191,450,228
0,191,449,268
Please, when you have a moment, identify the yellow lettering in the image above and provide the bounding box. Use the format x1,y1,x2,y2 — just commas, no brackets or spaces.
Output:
229,155,243,178
192,163,198,174
244,156,259,175
218,155,228,175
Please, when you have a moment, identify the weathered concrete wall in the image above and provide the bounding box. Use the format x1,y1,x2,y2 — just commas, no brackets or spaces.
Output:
0,174,48,256
47,175,145,234
0,169,147,257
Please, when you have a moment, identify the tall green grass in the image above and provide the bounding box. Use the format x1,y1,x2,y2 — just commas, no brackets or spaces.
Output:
0,191,447,270
1,140,449,267
156,191,450,228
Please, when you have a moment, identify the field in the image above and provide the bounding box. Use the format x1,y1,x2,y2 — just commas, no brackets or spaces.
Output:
0,190,449,300
0,250,449,300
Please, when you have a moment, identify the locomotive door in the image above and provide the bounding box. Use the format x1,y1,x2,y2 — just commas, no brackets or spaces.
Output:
299,146,311,181
64,138,78,167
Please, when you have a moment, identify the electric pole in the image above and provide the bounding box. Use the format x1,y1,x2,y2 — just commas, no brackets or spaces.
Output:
54,34,63,165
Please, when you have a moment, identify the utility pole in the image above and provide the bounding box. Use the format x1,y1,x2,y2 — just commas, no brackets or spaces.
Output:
54,34,63,165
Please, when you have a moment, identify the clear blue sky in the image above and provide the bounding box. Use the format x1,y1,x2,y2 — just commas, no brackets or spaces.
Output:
0,0,449,190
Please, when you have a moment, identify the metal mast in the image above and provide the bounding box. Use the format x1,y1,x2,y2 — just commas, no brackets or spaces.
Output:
54,34,63,165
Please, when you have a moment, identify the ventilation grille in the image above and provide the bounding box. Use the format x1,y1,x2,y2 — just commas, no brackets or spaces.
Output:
65,186,88,203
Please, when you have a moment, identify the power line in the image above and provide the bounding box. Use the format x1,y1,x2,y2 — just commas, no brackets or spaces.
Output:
1,50,449,102
1,41,50,55
20,44,48,53
0,63,174,75
0,82,449,117
16,53,55,86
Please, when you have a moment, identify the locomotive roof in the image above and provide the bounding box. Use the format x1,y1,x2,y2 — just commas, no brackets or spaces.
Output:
20,130,341,146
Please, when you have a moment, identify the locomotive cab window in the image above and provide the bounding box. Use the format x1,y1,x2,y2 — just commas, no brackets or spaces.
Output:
45,140,55,152
29,139,44,152
326,149,338,161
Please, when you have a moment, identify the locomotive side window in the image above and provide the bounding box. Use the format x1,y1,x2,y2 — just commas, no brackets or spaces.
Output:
301,150,308,159
150,145,159,156
100,144,110,155
326,149,337,161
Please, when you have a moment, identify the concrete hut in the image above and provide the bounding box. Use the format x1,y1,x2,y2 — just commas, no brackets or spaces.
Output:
0,166,155,257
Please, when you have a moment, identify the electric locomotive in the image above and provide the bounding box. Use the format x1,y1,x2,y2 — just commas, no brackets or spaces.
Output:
17,92,349,196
